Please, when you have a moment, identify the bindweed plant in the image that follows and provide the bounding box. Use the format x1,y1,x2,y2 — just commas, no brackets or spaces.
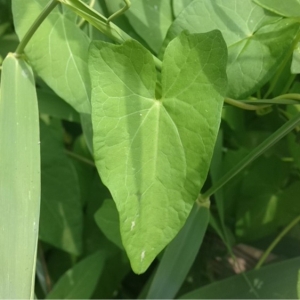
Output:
1,0,300,298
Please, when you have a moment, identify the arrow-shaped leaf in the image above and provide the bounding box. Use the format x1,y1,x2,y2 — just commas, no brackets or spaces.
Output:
89,31,227,273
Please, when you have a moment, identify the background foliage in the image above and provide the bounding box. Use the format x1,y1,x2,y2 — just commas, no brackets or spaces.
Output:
1,0,300,298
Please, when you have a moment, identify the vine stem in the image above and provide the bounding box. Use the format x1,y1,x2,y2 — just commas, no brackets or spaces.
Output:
225,97,271,110
202,111,300,199
15,0,59,56
255,215,300,270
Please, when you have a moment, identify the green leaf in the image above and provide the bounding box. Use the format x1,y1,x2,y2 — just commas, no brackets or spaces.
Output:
46,251,106,299
253,0,300,18
298,270,300,299
172,0,193,17
179,256,300,299
292,43,300,74
0,54,40,299
39,121,83,255
37,89,80,122
12,0,91,113
146,201,210,299
162,0,300,99
235,156,290,241
89,31,227,273
125,0,173,53
94,199,124,249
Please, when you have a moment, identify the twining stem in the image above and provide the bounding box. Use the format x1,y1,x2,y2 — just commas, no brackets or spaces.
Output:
225,97,271,110
275,93,300,101
255,215,300,270
15,0,59,56
202,112,300,199
225,93,300,110
107,0,131,23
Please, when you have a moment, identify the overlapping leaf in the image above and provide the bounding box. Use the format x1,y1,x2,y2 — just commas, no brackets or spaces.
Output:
162,0,300,99
254,0,300,18
39,121,83,255
89,31,227,273
125,0,173,53
46,251,106,299
12,0,91,113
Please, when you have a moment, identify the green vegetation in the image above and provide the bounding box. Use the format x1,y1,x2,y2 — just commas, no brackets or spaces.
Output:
1,0,300,298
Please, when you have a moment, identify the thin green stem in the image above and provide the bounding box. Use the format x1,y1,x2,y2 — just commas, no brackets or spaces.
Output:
15,0,59,56
282,74,297,95
65,150,95,167
225,97,271,110
202,112,300,199
255,215,300,270
275,93,300,101
107,0,131,23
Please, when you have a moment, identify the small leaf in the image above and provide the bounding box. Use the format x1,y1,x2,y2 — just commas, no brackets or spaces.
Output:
89,31,227,273
12,0,91,113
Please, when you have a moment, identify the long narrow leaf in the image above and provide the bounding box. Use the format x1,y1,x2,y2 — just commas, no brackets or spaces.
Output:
180,257,300,299
146,200,210,299
0,53,40,299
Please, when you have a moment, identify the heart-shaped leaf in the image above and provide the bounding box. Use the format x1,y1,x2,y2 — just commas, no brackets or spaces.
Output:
89,31,227,273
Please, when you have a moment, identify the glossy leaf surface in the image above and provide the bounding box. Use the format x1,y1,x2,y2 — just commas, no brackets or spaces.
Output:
90,31,227,273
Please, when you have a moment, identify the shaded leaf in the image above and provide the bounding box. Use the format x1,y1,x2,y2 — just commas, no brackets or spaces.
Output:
46,251,106,299
125,0,173,53
180,257,300,299
37,89,80,122
39,121,83,255
94,199,123,249
12,0,91,113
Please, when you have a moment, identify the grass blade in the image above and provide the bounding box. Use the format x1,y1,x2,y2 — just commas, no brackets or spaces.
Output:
146,200,210,299
0,53,40,298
